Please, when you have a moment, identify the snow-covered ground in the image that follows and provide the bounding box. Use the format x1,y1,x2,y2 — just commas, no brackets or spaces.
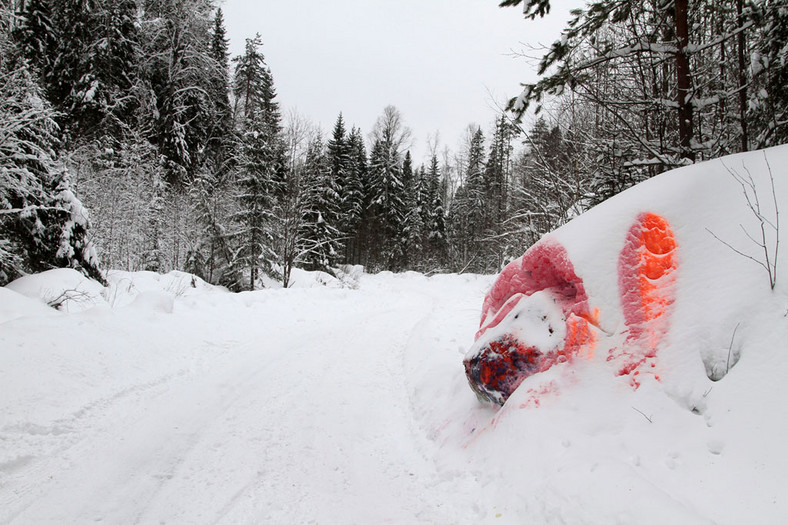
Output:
2,146,788,524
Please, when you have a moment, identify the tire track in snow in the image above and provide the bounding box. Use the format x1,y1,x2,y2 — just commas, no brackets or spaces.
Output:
194,291,450,524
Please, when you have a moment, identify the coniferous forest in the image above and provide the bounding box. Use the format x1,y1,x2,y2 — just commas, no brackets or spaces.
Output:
1,0,786,289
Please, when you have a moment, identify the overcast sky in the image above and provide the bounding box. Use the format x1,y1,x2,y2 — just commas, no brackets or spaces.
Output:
220,0,579,164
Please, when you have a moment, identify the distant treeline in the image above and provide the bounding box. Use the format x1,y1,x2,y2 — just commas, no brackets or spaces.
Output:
1,0,785,288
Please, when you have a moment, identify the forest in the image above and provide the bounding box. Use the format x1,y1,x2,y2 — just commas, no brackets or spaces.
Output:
1,0,786,289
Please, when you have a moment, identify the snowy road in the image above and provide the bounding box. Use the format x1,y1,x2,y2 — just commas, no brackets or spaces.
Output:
1,272,493,524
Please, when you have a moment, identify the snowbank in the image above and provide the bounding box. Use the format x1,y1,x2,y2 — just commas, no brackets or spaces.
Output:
6,268,105,312
442,145,788,522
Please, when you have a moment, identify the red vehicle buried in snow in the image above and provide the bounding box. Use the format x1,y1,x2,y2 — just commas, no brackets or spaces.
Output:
464,212,678,406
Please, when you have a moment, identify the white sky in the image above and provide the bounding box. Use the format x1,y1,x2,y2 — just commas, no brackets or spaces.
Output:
220,0,580,164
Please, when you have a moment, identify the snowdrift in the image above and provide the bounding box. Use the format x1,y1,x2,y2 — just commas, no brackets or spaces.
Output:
449,146,788,522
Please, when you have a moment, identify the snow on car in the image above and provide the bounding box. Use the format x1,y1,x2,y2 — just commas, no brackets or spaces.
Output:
464,146,785,409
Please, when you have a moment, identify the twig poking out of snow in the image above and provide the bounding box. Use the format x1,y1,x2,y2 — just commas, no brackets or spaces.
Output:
727,322,741,374
707,152,780,290
47,288,92,310
631,406,653,423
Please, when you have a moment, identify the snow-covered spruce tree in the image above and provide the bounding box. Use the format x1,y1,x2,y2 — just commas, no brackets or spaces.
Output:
40,0,140,142
316,115,344,257
749,0,788,148
88,0,140,135
509,117,575,246
485,116,515,229
342,126,368,265
479,115,517,267
139,0,217,185
326,113,357,263
230,34,285,290
448,127,486,272
207,7,233,156
37,0,96,128
398,151,424,269
296,135,342,275
420,154,448,268
367,106,411,271
183,7,237,287
49,169,104,282
412,164,433,270
12,0,56,77
0,17,102,284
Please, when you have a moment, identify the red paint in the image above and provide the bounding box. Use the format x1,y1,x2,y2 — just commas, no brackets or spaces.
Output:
476,240,589,341
465,212,678,407
466,239,595,405
464,334,543,404
611,212,677,385
517,381,559,409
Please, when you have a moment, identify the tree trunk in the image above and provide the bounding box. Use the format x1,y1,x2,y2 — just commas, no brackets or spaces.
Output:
737,0,749,152
674,0,695,162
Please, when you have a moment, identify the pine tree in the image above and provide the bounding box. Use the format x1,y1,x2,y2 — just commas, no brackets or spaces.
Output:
46,0,98,133
40,0,140,141
230,35,284,289
367,106,410,270
325,113,349,248
94,0,141,133
297,136,342,274
421,154,447,267
13,0,56,76
399,151,423,268
368,139,406,270
750,0,788,147
0,21,102,284
484,115,515,231
327,114,349,185
140,0,217,184
448,128,486,272
342,126,368,265
206,7,233,161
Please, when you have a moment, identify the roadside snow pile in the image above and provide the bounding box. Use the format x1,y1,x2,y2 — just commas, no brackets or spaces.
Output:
4,268,220,312
443,145,788,522
6,268,106,312
0,287,59,324
0,146,786,524
104,270,219,307
259,265,364,289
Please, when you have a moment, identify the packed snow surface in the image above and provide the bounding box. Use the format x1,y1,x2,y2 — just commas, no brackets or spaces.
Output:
2,146,788,523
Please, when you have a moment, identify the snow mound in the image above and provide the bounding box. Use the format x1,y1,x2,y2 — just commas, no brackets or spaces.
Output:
5,268,106,312
287,268,343,288
448,145,788,522
104,270,218,307
0,287,60,324
259,266,364,289
129,290,175,313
